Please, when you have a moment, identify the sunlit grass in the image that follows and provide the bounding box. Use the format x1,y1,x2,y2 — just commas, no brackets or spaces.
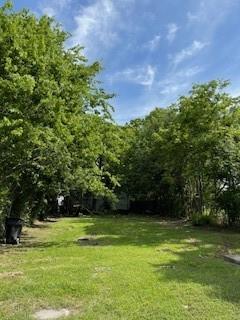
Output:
0,216,240,319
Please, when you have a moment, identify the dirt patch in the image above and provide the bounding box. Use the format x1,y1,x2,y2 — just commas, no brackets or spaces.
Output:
184,238,202,245
92,266,112,278
156,265,176,270
94,266,111,273
216,242,232,257
33,308,70,320
0,271,24,278
157,247,176,253
155,219,187,227
77,236,99,246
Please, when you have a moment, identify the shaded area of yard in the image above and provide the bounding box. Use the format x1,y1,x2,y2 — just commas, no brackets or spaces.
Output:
0,216,240,319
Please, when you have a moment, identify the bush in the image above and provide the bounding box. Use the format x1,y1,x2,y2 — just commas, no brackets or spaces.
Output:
217,188,240,226
192,212,214,226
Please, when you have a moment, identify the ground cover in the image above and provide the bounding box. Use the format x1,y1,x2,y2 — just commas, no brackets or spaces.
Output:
0,216,240,319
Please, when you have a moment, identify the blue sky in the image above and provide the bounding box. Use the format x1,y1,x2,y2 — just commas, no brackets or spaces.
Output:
3,0,240,123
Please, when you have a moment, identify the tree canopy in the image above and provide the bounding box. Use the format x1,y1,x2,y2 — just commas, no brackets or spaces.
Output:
0,2,119,223
120,80,240,224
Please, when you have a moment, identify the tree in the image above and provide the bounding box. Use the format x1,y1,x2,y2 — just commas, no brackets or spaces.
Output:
120,81,240,223
166,80,240,217
0,2,118,222
120,108,181,215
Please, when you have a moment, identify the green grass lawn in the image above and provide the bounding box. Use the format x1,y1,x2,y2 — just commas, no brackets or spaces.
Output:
1,216,240,320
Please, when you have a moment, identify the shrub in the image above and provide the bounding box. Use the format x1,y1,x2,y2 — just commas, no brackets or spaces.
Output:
217,188,240,226
192,212,214,226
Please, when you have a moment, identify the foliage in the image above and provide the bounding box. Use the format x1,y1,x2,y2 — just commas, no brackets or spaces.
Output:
191,212,215,226
0,2,119,224
120,80,240,224
217,188,240,226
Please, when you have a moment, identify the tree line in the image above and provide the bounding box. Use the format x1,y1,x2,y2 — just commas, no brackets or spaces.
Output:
121,81,240,226
0,2,240,233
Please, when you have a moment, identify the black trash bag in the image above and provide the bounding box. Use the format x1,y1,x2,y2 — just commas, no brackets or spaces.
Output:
5,218,23,245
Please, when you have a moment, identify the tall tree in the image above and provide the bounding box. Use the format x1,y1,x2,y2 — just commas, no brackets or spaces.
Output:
120,81,240,222
0,2,118,221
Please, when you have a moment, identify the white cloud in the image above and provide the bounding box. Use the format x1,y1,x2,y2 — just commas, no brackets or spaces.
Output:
145,34,161,51
187,1,237,34
187,11,200,23
172,40,208,66
40,0,71,16
112,65,156,87
72,0,117,49
176,65,203,78
41,7,56,17
160,83,187,96
166,23,179,43
70,0,135,57
114,64,204,123
57,0,72,9
157,65,203,102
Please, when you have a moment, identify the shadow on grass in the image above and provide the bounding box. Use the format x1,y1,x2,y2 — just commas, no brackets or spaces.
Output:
71,216,240,248
150,237,240,303
1,216,240,305
31,219,58,228
0,220,58,254
73,216,189,246
75,216,240,305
